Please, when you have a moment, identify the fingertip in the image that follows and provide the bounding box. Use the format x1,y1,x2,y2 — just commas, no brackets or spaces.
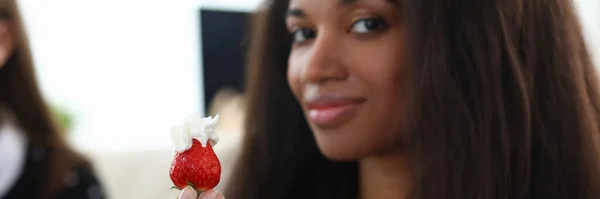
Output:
216,192,225,199
178,186,198,199
198,189,223,199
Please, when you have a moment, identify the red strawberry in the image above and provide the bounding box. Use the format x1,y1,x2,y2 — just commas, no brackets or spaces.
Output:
169,139,221,191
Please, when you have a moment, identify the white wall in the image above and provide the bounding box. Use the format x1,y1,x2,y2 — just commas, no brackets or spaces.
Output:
16,0,226,151
16,0,262,151
14,0,599,151
197,0,261,12
576,0,600,68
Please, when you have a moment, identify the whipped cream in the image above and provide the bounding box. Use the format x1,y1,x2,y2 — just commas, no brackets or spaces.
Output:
170,114,219,153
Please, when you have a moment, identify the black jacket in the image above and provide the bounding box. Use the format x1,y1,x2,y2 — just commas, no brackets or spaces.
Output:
2,145,106,199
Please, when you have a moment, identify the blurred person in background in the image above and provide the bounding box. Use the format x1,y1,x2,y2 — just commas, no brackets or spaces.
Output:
0,1,104,199
179,0,600,198
207,87,245,135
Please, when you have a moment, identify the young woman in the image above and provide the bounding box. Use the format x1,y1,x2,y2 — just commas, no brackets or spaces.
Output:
0,1,105,199
179,0,600,198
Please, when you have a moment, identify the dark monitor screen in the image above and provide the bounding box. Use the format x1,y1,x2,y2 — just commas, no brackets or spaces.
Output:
199,9,250,114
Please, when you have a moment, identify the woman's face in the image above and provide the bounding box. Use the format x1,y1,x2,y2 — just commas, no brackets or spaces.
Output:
0,19,13,67
286,0,405,160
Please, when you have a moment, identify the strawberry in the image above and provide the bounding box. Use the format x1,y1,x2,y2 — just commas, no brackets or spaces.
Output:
169,139,221,191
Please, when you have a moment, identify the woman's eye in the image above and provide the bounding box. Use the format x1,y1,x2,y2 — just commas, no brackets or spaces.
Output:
350,17,388,34
292,28,316,43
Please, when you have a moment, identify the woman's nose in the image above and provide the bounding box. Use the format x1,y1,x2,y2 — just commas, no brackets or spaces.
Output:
302,31,349,84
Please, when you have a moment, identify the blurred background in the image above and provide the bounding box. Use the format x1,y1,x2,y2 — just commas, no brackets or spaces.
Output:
13,0,600,198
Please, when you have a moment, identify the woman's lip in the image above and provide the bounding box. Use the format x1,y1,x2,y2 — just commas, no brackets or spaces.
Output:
304,96,366,127
304,95,366,109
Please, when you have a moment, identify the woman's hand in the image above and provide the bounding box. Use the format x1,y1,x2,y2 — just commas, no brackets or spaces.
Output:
177,186,225,199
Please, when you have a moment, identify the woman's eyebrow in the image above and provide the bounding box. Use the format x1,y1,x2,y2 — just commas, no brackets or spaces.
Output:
286,0,363,18
285,8,306,18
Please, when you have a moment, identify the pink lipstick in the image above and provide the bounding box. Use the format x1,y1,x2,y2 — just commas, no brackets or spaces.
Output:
304,94,366,127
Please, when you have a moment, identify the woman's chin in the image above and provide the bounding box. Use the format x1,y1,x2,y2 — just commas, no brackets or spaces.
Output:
319,149,365,162
314,135,372,162
309,120,400,162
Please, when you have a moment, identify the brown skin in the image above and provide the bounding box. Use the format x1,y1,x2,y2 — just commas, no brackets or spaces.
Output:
0,20,13,65
286,0,405,161
359,152,412,199
286,0,410,198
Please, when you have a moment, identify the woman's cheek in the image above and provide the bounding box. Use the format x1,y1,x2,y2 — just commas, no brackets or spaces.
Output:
287,52,304,98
